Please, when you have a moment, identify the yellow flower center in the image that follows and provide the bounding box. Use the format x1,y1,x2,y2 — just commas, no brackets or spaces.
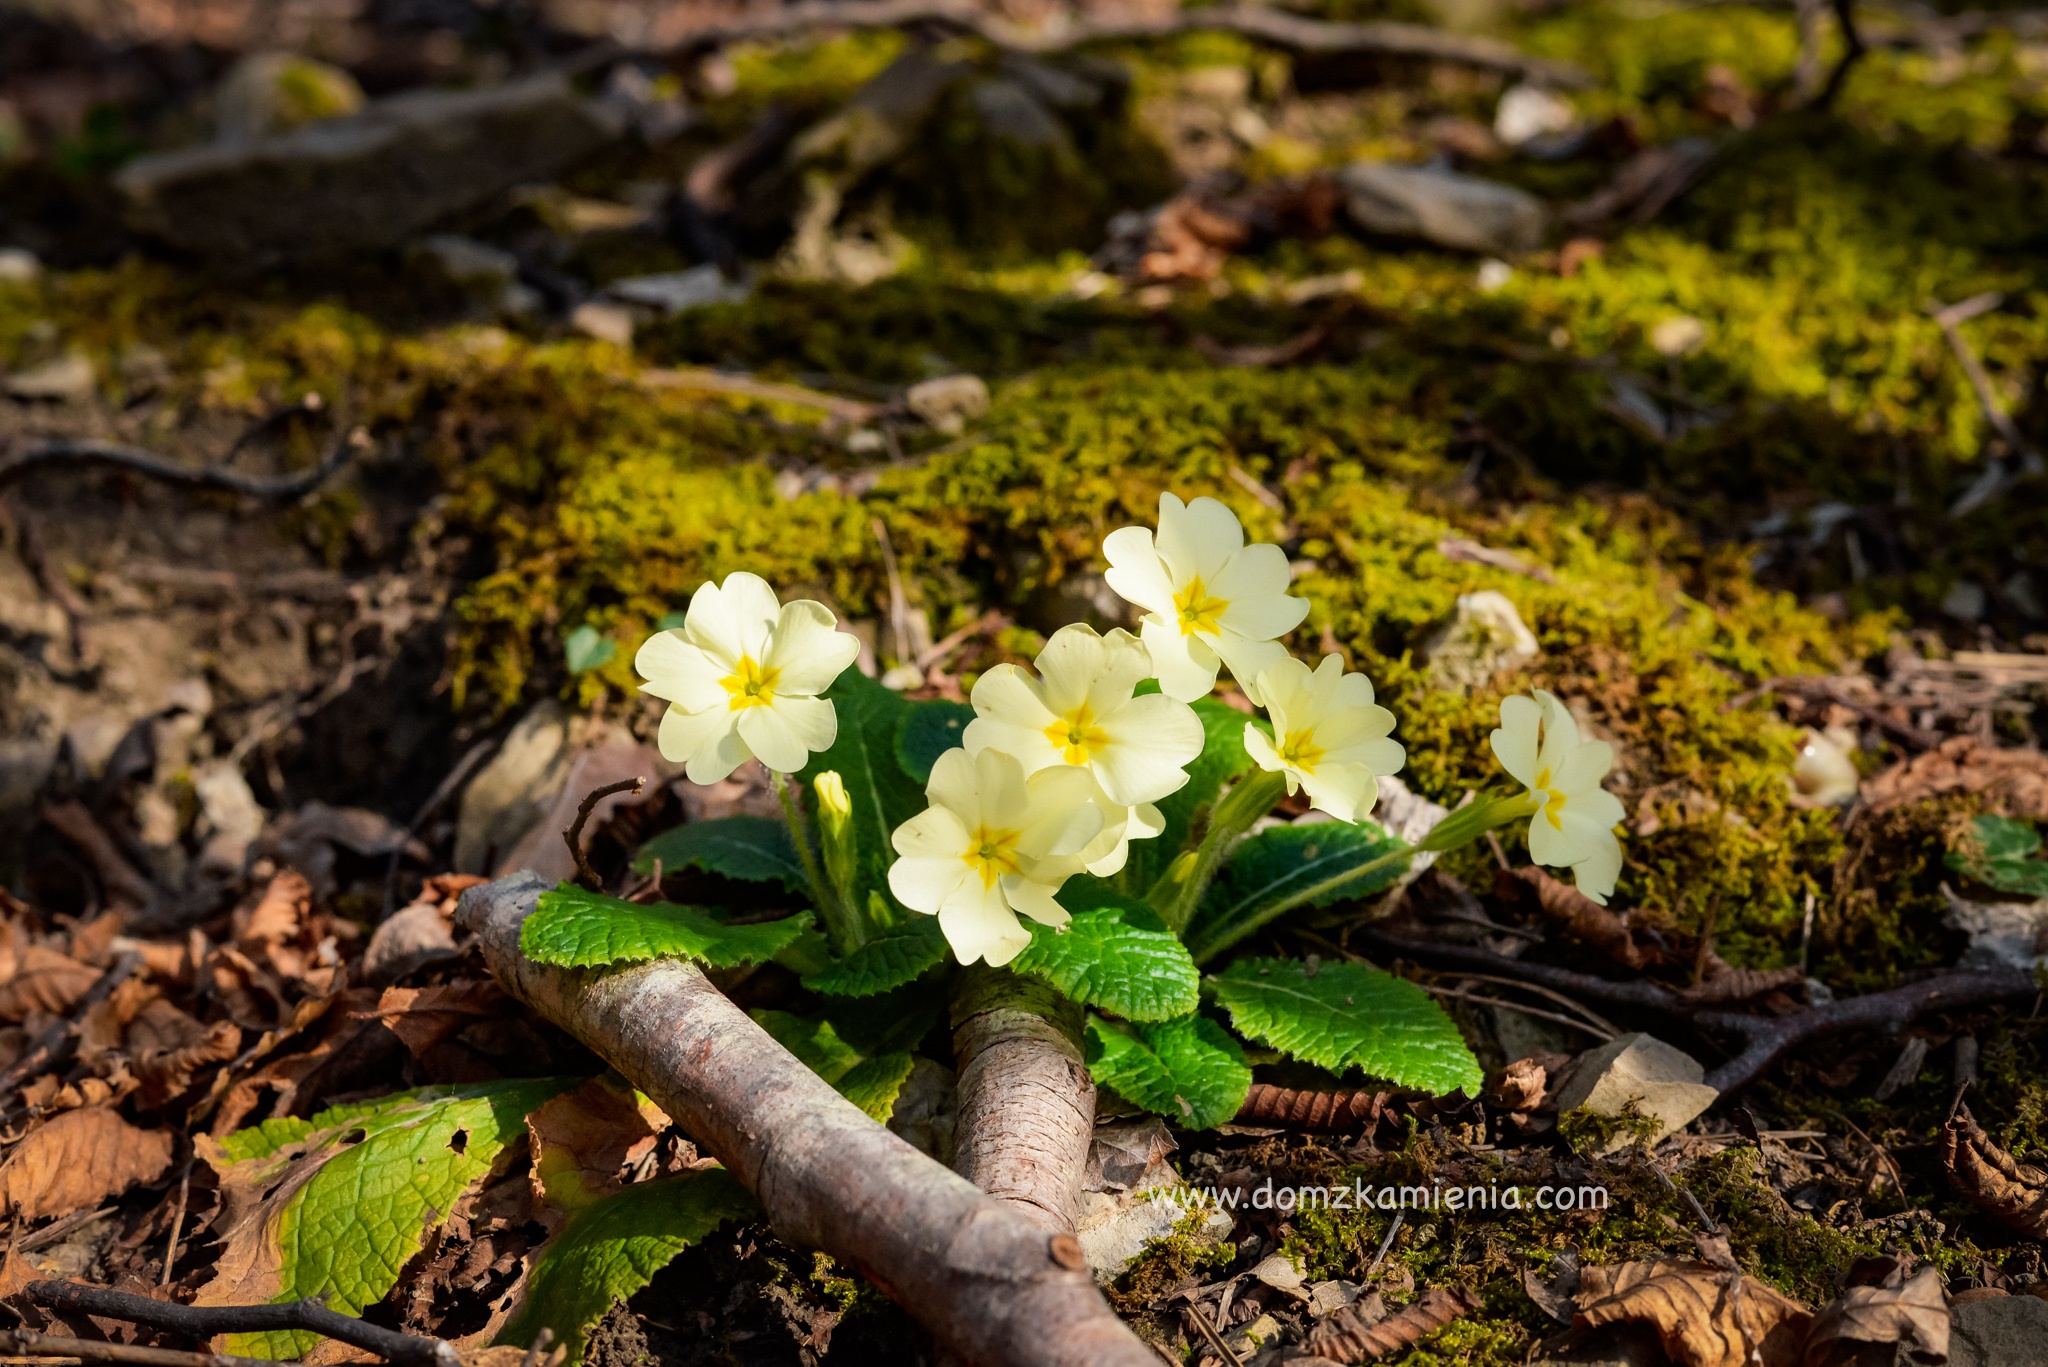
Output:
1532,766,1568,830
963,824,1023,888
721,655,779,710
1042,703,1110,766
1173,576,1228,638
1279,729,1324,775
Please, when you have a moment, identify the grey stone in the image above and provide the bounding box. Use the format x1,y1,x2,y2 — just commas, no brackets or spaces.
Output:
410,234,519,293
1942,886,2048,973
118,73,623,261
905,373,989,434
6,351,95,401
1948,1293,2048,1367
1423,589,1540,692
214,51,364,145
1553,1032,1718,1152
1337,161,1548,254
0,248,40,283
969,77,1073,152
570,300,634,347
606,264,752,315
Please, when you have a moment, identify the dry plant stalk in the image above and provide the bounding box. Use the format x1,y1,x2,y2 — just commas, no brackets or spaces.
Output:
459,873,1157,1367
1236,1083,1393,1131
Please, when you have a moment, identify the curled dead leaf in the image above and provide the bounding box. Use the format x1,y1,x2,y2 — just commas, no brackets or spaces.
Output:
1490,1058,1548,1112
128,999,243,1107
1803,1260,1947,1367
1942,1104,2048,1239
235,870,314,979
0,944,100,1022
1576,1257,1812,1367
1862,736,2048,818
0,1106,174,1222
1499,865,1651,969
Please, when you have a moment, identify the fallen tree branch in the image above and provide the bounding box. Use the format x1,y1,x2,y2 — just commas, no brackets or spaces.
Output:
619,0,1589,84
949,968,1094,1234
458,872,1158,1367
0,419,365,502
0,1327,271,1367
1362,930,2040,1092
23,1283,458,1367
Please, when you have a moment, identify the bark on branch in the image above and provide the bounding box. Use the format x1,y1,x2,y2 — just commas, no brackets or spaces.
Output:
617,0,1591,85
24,1282,458,1367
1362,929,2040,1093
458,873,1156,1367
949,968,1094,1235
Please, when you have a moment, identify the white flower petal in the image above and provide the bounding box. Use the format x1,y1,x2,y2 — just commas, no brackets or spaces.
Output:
667,709,755,786
1534,690,1581,760
685,573,778,667
1567,833,1623,905
1301,764,1378,824
1032,625,1111,716
767,693,837,757
634,630,727,712
974,748,1033,829
891,804,972,860
1157,494,1244,584
1208,539,1294,605
938,886,1031,966
1554,738,1615,796
1127,801,1166,840
1093,694,1203,805
1141,619,1220,701
1244,722,1285,775
888,853,968,915
924,748,985,829
1102,527,1180,619
1001,874,1073,928
1018,765,1103,858
736,704,809,775
763,600,859,696
1490,694,1543,788
1211,635,1291,704
1525,806,1577,869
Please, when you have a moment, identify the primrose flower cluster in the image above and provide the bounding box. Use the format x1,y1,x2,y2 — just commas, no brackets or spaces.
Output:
634,493,1630,971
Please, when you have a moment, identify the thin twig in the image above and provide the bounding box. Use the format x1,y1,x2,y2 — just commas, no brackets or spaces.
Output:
160,1158,193,1286
1811,0,1868,107
16,1206,113,1254
1182,1301,1246,1367
0,418,365,501
1365,1211,1404,1278
915,608,1008,671
1415,984,1616,1041
871,517,915,671
1423,968,1621,1038
565,778,645,891
1926,292,2044,516
0,1330,270,1367
24,1285,458,1367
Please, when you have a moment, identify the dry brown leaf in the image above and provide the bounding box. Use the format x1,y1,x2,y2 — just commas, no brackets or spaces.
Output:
128,999,243,1107
235,870,314,979
1943,1104,2048,1239
1490,1057,1549,1112
207,988,397,1136
0,944,100,1022
370,981,506,1083
1499,865,1652,970
362,898,461,984
1576,1257,1812,1367
1862,736,2048,817
77,976,159,1064
0,1106,174,1221
1803,1262,1947,1367
525,1075,669,1214
1306,1285,1482,1362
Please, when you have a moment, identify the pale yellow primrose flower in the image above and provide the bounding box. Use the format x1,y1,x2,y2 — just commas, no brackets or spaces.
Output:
1489,689,1627,904
962,624,1204,875
635,571,860,784
1244,655,1406,822
887,748,1103,967
1103,493,1309,705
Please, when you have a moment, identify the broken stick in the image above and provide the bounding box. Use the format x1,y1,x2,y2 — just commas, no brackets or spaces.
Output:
459,872,1158,1367
24,1283,457,1367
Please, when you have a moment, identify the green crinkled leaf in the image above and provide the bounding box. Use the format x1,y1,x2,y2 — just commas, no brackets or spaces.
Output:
633,816,807,895
798,669,925,913
500,1170,756,1365
215,1080,573,1359
522,886,810,969
1209,958,1483,1097
1947,815,2048,897
1084,1014,1250,1131
1125,698,1259,891
1185,821,1408,965
896,700,976,785
749,1010,918,1122
800,916,950,996
1008,878,1199,1021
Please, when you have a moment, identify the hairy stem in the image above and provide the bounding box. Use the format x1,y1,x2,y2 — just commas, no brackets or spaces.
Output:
1151,768,1287,932
949,967,1094,1234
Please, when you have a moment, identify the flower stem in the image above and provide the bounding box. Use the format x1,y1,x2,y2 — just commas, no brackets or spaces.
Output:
1150,768,1288,935
772,770,866,956
1187,840,1415,965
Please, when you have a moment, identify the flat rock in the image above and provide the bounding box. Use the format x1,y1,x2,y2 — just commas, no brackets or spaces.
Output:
1948,1291,2048,1367
606,265,753,315
1337,161,1547,255
1423,588,1540,692
117,73,622,261
1553,1032,1718,1152
6,352,96,402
